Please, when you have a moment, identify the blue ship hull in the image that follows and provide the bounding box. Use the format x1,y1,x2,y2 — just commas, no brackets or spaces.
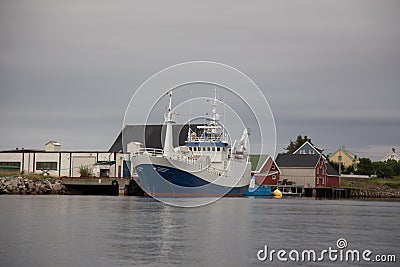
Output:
243,185,272,196
135,164,248,197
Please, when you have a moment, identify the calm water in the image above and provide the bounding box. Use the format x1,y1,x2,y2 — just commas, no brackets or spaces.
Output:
0,196,399,266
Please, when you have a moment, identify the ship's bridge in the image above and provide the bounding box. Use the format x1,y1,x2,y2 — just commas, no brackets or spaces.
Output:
184,141,228,147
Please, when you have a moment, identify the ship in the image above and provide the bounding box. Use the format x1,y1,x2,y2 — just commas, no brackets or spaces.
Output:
130,89,251,197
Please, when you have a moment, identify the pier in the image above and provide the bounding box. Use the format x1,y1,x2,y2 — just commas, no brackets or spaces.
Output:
61,177,143,196
303,187,351,199
277,185,304,196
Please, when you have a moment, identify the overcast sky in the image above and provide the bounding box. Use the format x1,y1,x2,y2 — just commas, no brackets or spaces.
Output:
1,0,399,160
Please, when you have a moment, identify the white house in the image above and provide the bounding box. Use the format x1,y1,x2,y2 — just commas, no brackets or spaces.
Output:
381,148,400,162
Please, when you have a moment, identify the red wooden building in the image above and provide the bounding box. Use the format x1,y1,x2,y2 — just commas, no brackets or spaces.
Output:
251,155,280,186
275,153,339,188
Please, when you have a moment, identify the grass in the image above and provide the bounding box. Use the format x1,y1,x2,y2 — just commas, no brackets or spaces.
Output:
369,178,400,188
341,177,400,189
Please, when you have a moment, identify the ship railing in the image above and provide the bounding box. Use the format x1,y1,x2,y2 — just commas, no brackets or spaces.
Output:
187,137,225,142
131,148,227,176
131,148,164,157
164,153,227,177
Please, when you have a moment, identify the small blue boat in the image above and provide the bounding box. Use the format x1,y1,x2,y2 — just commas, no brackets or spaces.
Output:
243,176,272,196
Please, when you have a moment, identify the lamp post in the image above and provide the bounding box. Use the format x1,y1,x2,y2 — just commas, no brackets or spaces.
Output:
338,147,342,176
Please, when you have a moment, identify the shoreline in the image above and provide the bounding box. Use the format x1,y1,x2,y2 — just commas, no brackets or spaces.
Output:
0,177,69,195
1,176,400,199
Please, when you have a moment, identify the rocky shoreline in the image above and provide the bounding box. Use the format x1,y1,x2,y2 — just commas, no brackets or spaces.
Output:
349,186,400,198
343,178,400,199
1,176,399,198
0,177,69,195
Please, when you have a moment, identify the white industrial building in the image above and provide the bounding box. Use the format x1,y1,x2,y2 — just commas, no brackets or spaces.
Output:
0,124,196,178
0,141,129,178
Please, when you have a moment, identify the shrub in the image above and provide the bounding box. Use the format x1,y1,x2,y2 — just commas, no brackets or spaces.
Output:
79,165,92,177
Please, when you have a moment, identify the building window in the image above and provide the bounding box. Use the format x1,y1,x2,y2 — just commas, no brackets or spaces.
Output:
217,147,221,151
300,150,306,154
309,150,315,154
272,175,276,180
0,162,21,168
36,162,58,170
207,147,211,151
212,147,215,151
271,165,275,170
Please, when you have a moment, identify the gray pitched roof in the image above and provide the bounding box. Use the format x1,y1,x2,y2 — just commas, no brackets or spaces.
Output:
326,162,339,176
275,153,321,168
109,124,201,153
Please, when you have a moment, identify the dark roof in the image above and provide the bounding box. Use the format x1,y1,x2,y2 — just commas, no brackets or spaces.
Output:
326,162,339,176
0,148,45,153
275,153,321,168
109,124,202,153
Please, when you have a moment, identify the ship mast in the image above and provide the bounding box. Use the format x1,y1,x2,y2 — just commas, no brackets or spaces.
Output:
163,91,175,156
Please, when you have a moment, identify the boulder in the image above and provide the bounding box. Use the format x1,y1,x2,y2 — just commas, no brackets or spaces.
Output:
53,183,61,192
10,178,19,187
44,180,53,190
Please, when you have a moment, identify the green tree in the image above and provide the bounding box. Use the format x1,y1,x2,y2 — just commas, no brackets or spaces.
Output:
344,164,355,174
372,160,400,178
386,160,400,177
285,135,310,154
355,158,373,176
328,160,354,174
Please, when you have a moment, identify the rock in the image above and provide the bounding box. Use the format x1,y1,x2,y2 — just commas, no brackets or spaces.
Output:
53,183,61,192
44,180,53,190
6,185,13,191
10,178,19,187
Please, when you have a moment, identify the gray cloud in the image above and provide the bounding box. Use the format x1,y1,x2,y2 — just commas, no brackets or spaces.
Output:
1,0,399,160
